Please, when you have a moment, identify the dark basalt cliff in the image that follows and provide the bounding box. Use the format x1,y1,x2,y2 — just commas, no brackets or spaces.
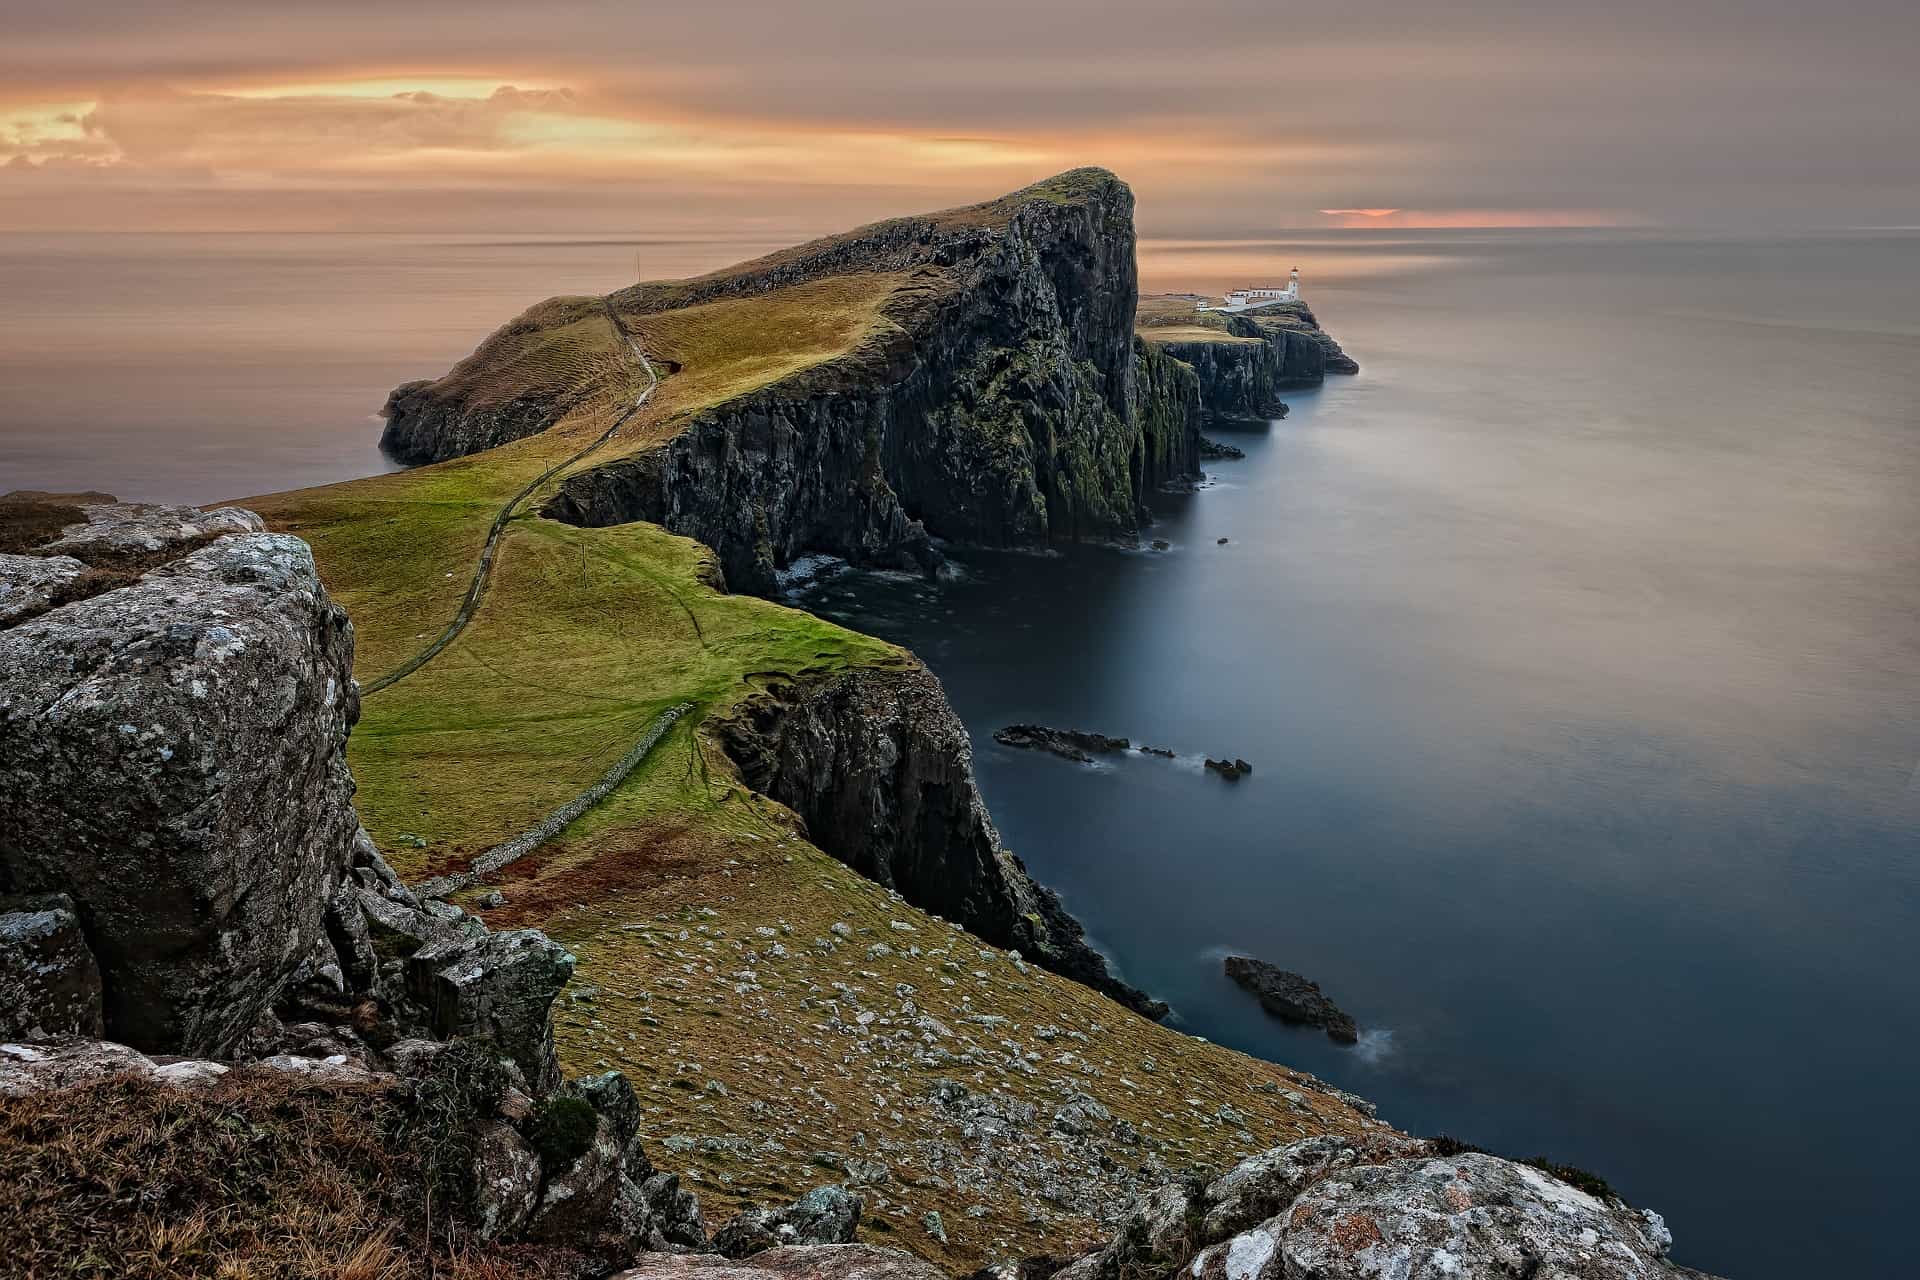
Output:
551,173,1190,594
1223,301,1360,384
715,661,1167,1020
1133,293,1357,426
1146,336,1286,424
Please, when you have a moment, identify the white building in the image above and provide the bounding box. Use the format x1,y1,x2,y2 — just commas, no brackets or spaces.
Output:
1198,268,1301,312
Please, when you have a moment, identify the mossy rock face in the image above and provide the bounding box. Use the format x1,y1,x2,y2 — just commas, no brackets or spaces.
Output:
525,1095,598,1168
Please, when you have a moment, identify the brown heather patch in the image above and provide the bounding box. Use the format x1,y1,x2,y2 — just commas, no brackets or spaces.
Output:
0,1069,579,1280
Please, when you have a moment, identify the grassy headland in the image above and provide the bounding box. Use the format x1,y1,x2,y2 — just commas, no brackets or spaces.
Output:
243,175,1372,1267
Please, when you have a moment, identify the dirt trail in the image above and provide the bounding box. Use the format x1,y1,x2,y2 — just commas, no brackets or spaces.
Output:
361,302,658,696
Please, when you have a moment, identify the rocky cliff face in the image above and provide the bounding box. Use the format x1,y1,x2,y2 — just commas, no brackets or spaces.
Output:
1222,302,1360,384
1144,336,1286,423
378,295,616,465
715,661,1166,1019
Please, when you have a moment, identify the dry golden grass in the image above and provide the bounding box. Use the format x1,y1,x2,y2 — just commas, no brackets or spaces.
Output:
0,1070,572,1280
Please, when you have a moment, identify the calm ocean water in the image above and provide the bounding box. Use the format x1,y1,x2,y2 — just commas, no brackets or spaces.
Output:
4,229,1918,1277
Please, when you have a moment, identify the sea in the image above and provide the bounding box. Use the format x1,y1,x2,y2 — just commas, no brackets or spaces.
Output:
3,227,1917,1278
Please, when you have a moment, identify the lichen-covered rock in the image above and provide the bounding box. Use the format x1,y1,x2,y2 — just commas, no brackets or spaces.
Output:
0,553,85,625
716,1186,864,1258
0,1038,157,1095
1279,1153,1692,1280
0,509,359,1056
472,1119,543,1240
0,893,104,1040
1052,1138,1718,1280
639,1171,713,1251
716,661,1164,1019
614,1244,946,1280
1199,1135,1360,1241
407,927,573,1092
528,1112,626,1243
36,501,264,560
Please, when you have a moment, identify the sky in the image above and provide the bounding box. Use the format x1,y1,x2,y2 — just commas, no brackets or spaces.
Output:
3,0,1916,236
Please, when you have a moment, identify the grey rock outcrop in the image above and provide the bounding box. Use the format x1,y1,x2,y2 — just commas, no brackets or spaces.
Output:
614,1245,946,1280
1225,955,1359,1044
0,893,104,1040
0,501,359,1056
0,553,85,625
472,1119,544,1240
716,661,1166,1019
716,1186,865,1258
1052,1136,1718,1280
35,501,265,560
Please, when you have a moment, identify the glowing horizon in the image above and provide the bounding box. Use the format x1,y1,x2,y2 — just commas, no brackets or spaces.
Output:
2,3,1913,234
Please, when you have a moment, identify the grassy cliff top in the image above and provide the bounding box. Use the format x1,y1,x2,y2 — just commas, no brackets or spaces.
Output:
243,172,1370,1268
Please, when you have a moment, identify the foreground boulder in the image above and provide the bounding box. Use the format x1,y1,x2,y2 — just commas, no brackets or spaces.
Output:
1051,1136,1719,1280
0,499,359,1055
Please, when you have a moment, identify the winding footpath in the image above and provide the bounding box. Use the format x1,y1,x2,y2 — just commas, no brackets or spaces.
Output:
361,301,659,696
359,302,683,896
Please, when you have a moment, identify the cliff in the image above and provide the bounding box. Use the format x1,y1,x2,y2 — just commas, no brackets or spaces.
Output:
715,662,1165,1018
1133,292,1357,424
381,170,1198,595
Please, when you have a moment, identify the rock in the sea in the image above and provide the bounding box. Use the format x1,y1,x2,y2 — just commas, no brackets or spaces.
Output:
0,502,360,1056
1199,436,1247,460
1204,757,1251,780
0,893,104,1040
1053,1136,1716,1280
1224,955,1359,1043
993,723,1131,764
614,1245,946,1280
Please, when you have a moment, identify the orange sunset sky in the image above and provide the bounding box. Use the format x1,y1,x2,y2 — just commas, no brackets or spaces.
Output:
3,1,1914,235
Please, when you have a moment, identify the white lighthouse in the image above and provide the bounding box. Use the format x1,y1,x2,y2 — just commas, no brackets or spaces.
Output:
1198,267,1302,313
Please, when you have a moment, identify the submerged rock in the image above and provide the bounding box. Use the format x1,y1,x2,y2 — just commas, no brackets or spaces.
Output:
1224,955,1358,1043
993,724,1131,764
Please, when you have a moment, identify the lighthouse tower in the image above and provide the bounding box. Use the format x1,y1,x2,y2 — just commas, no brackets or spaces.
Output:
1287,266,1300,299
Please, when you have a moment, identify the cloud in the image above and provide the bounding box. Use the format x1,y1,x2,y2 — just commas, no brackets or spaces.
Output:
0,1,1916,230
